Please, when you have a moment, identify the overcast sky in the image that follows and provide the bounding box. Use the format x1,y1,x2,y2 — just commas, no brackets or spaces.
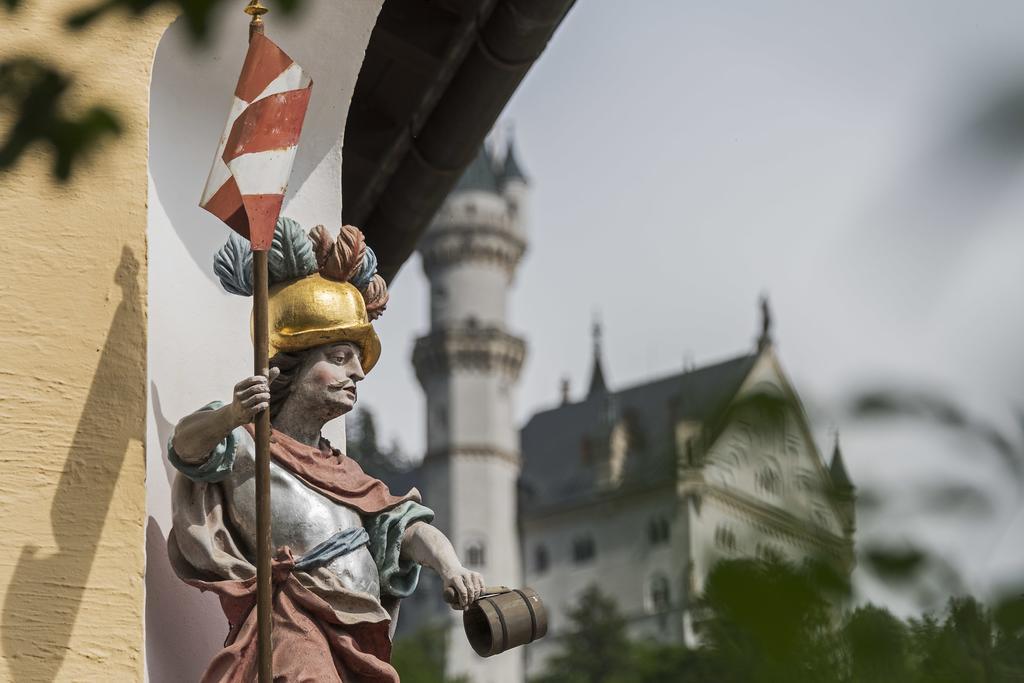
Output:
358,0,1024,610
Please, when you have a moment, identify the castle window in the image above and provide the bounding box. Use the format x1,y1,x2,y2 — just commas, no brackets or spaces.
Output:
756,544,783,564
465,541,486,568
534,545,549,574
756,467,781,496
646,573,671,614
647,516,670,546
714,525,737,552
572,536,596,564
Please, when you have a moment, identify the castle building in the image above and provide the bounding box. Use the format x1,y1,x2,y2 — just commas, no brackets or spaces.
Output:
518,320,856,676
389,143,856,682
401,141,530,683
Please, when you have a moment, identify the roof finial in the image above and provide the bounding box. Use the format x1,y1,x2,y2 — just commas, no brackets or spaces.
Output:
587,314,608,398
500,127,528,185
757,293,772,351
829,430,854,491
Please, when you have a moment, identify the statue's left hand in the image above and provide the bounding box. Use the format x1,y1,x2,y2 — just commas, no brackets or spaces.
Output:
441,566,485,610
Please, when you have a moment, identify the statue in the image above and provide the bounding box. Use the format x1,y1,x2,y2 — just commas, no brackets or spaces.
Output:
167,221,484,682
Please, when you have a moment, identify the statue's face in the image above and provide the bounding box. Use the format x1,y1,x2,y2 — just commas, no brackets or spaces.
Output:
289,341,365,420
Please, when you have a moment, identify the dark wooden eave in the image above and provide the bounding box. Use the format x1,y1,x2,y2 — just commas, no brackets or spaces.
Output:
342,0,576,281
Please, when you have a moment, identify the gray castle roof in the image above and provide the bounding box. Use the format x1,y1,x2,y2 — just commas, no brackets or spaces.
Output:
454,146,500,194
375,352,762,516
520,353,758,514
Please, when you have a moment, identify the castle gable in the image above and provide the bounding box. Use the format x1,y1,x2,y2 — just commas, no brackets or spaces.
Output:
700,352,845,537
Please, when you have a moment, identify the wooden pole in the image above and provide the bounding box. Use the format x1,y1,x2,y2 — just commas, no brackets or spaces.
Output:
251,250,273,682
245,6,271,681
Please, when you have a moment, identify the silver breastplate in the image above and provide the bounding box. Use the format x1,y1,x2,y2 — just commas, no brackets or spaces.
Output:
223,433,381,598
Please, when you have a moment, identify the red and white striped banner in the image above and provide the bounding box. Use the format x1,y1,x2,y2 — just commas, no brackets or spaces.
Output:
200,32,313,251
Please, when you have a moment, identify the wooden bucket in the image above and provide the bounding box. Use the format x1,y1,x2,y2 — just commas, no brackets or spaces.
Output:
461,587,548,657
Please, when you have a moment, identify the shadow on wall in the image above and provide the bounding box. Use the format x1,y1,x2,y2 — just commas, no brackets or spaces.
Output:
145,516,222,681
146,382,223,680
1,247,145,683
149,20,247,285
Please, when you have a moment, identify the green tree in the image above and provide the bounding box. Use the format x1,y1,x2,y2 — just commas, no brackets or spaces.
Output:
698,559,841,683
913,597,997,683
844,604,912,683
390,626,467,683
532,585,634,683
992,592,1024,681
628,641,716,683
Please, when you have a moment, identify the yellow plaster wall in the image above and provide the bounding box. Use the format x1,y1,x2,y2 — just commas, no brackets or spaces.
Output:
0,3,171,680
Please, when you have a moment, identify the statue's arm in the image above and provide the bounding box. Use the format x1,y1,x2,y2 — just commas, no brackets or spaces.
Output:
400,522,484,609
171,371,277,463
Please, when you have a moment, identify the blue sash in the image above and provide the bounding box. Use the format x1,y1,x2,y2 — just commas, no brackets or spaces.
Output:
293,526,370,572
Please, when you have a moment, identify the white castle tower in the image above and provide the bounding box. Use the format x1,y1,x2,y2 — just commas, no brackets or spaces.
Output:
412,140,529,683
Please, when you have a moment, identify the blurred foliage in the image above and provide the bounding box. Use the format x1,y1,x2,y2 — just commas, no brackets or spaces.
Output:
0,58,121,181
0,0,307,182
696,559,845,683
850,389,1023,482
844,604,912,683
531,585,636,683
847,387,1024,611
64,0,304,41
531,564,1024,683
390,625,468,683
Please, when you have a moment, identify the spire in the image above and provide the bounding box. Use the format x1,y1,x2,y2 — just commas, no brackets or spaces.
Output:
829,434,854,491
756,294,773,351
587,317,608,398
455,145,500,194
499,135,528,185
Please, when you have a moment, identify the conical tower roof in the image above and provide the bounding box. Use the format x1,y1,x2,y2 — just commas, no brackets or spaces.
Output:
829,437,854,491
499,138,528,185
587,320,608,398
455,145,500,194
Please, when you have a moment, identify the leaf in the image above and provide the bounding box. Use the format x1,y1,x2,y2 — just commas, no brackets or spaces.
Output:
864,546,927,583
0,57,121,181
213,232,253,296
65,0,306,42
269,217,316,284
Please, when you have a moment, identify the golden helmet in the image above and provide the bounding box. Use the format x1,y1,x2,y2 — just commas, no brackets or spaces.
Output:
261,274,381,372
